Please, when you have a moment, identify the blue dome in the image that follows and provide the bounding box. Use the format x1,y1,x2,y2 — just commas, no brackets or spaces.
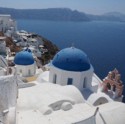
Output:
52,47,91,71
14,50,34,65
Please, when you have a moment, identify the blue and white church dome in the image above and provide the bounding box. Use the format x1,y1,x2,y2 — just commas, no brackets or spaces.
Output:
14,49,34,65
49,47,94,92
14,48,36,77
52,47,90,72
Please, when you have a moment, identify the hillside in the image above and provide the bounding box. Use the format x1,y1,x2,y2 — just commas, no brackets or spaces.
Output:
88,12,125,22
0,31,21,52
0,7,125,22
0,31,58,64
0,7,90,22
36,35,59,64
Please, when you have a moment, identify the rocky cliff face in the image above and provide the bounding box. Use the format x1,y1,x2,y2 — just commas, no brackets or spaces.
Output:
37,35,59,64
0,7,90,22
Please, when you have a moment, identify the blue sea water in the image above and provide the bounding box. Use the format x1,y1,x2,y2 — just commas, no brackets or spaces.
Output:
17,19,125,97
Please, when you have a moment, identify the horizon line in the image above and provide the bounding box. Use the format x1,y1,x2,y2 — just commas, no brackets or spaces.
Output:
0,6,125,15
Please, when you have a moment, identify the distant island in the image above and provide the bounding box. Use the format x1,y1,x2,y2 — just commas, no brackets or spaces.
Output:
0,7,125,22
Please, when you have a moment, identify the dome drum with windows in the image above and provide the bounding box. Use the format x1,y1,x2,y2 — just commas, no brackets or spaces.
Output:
49,47,93,92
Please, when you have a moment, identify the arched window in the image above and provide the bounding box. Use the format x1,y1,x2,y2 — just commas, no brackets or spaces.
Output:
107,83,111,90
53,74,57,84
83,77,87,88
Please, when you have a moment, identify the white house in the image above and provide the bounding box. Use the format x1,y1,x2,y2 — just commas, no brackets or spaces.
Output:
0,15,17,33
0,37,6,56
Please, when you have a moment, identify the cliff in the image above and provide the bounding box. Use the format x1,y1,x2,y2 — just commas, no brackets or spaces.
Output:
37,35,59,64
0,7,125,22
0,7,90,22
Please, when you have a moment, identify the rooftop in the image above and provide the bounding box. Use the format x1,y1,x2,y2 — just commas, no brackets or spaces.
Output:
17,82,125,124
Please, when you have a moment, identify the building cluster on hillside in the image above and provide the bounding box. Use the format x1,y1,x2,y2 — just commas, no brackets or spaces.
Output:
0,14,125,124
0,15,48,59
0,15,16,35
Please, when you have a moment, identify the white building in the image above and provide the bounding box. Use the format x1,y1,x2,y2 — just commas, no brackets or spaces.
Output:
14,48,36,77
49,47,94,92
0,37,6,56
40,47,124,105
0,46,125,124
16,31,43,48
0,15,17,34
16,44,125,123
0,56,18,124
17,83,125,124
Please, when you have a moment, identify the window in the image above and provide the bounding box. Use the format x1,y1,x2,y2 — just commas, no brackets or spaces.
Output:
28,69,31,75
53,74,57,84
83,77,87,88
113,85,116,92
107,83,111,90
20,69,22,73
67,78,73,85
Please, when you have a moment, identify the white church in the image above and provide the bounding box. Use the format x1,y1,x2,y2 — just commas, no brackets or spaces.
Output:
14,48,36,77
0,46,125,124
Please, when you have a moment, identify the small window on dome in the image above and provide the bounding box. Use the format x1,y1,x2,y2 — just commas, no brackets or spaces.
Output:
67,78,73,85
28,69,31,75
53,74,57,84
83,77,87,88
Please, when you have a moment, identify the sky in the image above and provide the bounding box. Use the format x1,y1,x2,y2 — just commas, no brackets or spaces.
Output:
0,0,125,15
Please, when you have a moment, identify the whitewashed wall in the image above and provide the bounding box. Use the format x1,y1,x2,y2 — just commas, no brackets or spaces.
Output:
0,75,18,124
49,65,94,92
0,15,17,33
15,62,36,77
0,41,6,53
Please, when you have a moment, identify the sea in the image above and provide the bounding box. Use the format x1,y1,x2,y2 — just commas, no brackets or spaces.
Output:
17,19,125,99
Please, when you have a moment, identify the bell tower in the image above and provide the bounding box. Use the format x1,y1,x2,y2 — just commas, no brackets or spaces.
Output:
101,68,124,101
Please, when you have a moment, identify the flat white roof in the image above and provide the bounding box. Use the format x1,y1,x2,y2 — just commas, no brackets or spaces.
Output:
17,81,125,124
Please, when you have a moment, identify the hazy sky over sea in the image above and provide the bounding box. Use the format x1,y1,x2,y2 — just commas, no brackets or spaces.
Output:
0,0,125,15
